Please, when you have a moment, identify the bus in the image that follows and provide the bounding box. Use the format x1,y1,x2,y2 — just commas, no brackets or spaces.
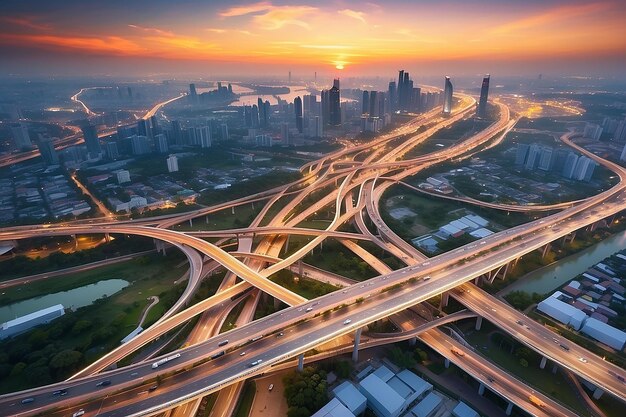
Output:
152,353,181,369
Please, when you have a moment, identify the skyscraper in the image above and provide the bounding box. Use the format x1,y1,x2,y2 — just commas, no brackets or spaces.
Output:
36,137,59,165
388,81,397,113
362,91,370,115
443,76,453,115
137,119,149,138
281,123,290,145
321,89,330,125
81,124,102,158
525,144,541,170
171,120,183,146
189,83,197,102
155,133,169,153
294,96,304,133
10,123,32,150
477,74,490,118
167,155,179,173
562,152,579,179
329,79,341,126
515,144,529,165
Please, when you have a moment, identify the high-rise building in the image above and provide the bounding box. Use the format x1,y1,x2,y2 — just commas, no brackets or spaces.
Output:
537,147,554,171
197,126,211,148
131,135,151,155
515,143,529,165
281,123,290,145
321,89,330,125
614,119,626,143
620,144,626,161
150,116,160,138
104,141,120,160
36,137,59,165
388,81,397,113
294,96,303,133
329,79,341,126
314,116,323,138
258,98,267,127
81,124,102,158
525,144,541,170
171,120,183,146
251,105,260,128
263,100,271,127
10,123,32,150
573,156,596,181
443,76,453,115
477,74,490,118
369,91,379,118
189,83,197,102
137,119,149,137
362,91,370,115
221,123,229,141
562,152,579,179
167,155,179,173
155,133,169,153
583,123,603,141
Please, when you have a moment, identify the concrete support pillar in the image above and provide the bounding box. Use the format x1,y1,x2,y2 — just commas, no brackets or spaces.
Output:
505,402,513,416
205,215,209,224
569,231,576,243
478,383,485,396
297,354,304,372
231,206,235,215
251,202,255,211
501,262,510,280
440,291,449,309
475,316,483,331
409,337,417,346
474,276,482,286
542,243,551,259
444,358,450,368
285,235,290,253
104,233,111,243
352,328,362,363
298,260,304,278
593,388,604,400
590,222,598,232
551,363,558,374
273,297,281,310
188,218,193,227
539,356,547,369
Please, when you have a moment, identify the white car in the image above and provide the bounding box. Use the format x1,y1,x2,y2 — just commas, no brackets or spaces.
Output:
343,319,352,325
72,411,85,417
240,351,247,356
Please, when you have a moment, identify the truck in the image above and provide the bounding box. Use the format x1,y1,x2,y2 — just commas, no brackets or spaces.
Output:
152,353,181,369
529,395,546,408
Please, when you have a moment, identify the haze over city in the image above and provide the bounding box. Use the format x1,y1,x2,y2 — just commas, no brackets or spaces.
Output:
0,2,625,417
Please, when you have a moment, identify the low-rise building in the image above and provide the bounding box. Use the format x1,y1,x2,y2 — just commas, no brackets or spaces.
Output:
1,304,65,339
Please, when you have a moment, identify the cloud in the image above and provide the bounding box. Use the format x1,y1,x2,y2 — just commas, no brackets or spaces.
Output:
339,9,366,23
492,2,613,34
205,28,227,34
0,33,143,55
128,24,175,37
220,2,273,17
0,16,51,31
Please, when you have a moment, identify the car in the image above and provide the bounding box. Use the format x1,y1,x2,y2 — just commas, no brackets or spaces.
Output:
343,319,352,325
240,351,247,356
559,344,570,351
250,359,263,367
277,332,284,337
21,398,35,404
96,380,111,387
149,385,158,392
218,340,229,347
618,375,625,383
52,389,68,396
130,372,138,377
578,357,588,363
487,376,495,383
72,410,85,417
423,276,431,281
342,290,348,293
268,383,274,392
306,307,313,312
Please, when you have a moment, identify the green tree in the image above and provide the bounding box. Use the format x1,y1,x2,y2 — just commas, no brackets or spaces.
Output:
49,350,82,373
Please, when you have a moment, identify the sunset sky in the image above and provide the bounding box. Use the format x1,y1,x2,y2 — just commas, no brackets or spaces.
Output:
1,0,625,78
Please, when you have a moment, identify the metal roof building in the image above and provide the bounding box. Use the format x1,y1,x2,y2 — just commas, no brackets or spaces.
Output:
581,317,626,350
358,374,405,417
452,401,479,417
409,392,443,417
312,398,355,417
1,304,65,339
333,381,367,415
537,295,587,330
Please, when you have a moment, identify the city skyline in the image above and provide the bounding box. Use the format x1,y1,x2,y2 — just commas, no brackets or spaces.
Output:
1,0,625,77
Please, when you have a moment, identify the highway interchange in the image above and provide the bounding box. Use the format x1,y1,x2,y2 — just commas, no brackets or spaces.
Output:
0,91,625,417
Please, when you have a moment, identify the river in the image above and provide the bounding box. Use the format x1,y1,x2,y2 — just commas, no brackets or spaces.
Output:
500,229,626,296
0,279,129,323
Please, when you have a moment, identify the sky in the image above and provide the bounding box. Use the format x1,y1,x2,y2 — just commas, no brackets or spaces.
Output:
0,0,625,78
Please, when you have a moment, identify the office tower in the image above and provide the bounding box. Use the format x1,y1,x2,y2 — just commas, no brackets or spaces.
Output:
288,71,291,83
198,126,211,148
515,143,529,165
369,91,379,117
551,149,569,172
131,135,151,155
155,133,168,153
537,147,554,171
127,87,133,99
388,81,397,113
477,74,490,118
37,137,59,165
167,155,179,173
303,94,316,117
104,141,119,160
329,79,341,126
228,83,233,94
411,87,421,112
115,169,131,184
281,123,290,145
217,81,222,91
397,70,404,109
321,89,330,125
82,124,102,158
189,83,197,102
362,91,370,115
443,76,453,115
263,100,271,127
525,144,541,170
251,105,260,128
171,120,183,146
562,152,579,179
10,123,32,149
258,98,267,127
137,119,149,137
294,96,304,133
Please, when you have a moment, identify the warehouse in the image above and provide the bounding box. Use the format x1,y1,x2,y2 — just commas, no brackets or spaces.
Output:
581,318,626,350
537,294,587,330
0,304,65,339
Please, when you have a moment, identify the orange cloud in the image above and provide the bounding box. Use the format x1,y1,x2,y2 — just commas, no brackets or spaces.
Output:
492,2,613,34
0,33,143,55
339,9,366,23
0,16,51,31
252,5,317,30
220,2,273,17
128,24,175,37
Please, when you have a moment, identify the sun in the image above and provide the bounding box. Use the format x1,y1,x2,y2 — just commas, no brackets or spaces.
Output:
335,64,344,70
